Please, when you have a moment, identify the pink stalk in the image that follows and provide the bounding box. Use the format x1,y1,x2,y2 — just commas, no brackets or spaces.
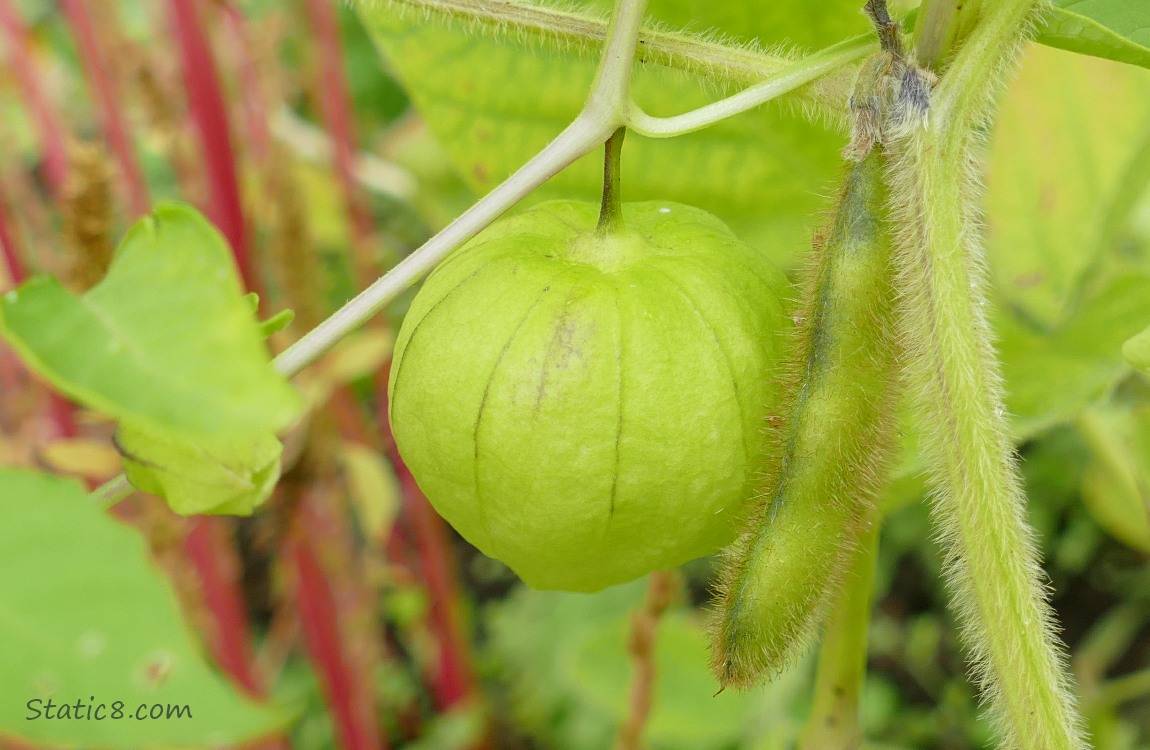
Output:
183,518,264,697
300,0,376,281
376,365,479,710
219,4,271,160
59,0,149,218
290,507,387,750
167,0,258,296
0,182,78,440
0,187,26,286
0,0,68,191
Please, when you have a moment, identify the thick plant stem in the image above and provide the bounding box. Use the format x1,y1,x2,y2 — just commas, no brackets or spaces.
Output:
797,518,879,750
596,127,626,233
712,150,901,688
883,0,1086,746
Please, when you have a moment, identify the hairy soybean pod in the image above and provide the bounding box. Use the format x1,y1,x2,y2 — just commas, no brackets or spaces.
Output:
712,150,900,688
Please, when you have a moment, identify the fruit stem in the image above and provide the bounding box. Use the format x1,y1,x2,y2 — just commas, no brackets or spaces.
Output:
597,126,627,234
797,517,880,750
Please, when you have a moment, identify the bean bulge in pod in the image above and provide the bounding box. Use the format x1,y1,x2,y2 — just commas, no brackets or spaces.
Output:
388,200,790,592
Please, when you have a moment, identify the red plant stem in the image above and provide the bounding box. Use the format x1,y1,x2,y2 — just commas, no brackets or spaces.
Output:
183,518,264,697
0,188,26,286
59,0,150,218
375,364,478,710
0,0,68,191
219,4,271,160
290,509,386,750
0,183,77,440
300,0,376,283
168,0,259,296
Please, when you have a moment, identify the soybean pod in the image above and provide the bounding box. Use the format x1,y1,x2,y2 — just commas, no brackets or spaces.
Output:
711,148,900,688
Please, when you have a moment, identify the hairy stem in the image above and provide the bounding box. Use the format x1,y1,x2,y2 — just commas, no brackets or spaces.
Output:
883,0,1086,746
797,518,880,750
369,0,837,98
627,34,874,138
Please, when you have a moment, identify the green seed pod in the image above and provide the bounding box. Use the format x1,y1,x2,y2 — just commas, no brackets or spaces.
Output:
712,151,900,688
388,199,789,592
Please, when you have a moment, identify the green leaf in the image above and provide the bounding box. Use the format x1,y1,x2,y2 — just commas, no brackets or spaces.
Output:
985,43,1150,327
0,468,291,747
1076,404,1150,552
259,309,296,339
998,273,1150,438
358,1,857,268
1123,323,1150,373
117,423,283,516
0,203,302,439
1037,0,1150,70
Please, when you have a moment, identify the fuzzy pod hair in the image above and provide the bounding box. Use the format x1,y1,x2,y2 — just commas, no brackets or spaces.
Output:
711,149,901,689
880,1,1086,747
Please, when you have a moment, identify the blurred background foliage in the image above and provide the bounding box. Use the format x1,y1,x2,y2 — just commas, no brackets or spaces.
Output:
0,0,1148,748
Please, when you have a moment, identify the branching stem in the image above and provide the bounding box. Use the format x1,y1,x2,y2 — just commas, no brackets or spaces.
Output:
272,0,648,378
627,34,874,138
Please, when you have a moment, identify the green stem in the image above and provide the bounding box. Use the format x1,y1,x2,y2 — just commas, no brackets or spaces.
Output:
627,34,875,138
913,0,984,69
885,0,1086,746
93,474,133,510
271,0,647,379
597,127,626,233
373,0,847,116
797,517,880,750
